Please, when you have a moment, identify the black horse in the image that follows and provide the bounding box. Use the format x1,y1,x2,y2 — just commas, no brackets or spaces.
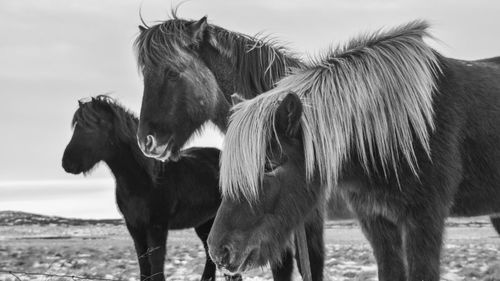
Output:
133,14,324,281
62,95,240,281
209,21,500,281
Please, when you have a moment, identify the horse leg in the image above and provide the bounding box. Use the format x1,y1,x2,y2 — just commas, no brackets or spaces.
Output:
403,210,445,281
195,219,219,281
295,207,325,281
270,250,294,281
146,225,168,281
194,219,217,281
195,219,243,281
126,223,151,281
490,216,500,235
358,215,405,281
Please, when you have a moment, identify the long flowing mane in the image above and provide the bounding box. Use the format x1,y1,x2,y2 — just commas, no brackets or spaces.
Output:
221,20,441,202
133,13,303,97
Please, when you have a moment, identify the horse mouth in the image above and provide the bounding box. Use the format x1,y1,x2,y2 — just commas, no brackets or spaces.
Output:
155,146,173,162
220,247,260,275
62,161,94,175
63,167,82,175
142,139,181,162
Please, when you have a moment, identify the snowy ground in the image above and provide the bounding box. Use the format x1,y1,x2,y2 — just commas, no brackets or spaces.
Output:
1,218,500,281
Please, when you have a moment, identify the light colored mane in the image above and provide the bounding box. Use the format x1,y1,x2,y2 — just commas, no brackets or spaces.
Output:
221,20,441,202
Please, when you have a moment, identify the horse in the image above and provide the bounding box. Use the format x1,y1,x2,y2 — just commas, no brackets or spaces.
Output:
133,13,324,281
208,20,500,281
61,95,241,281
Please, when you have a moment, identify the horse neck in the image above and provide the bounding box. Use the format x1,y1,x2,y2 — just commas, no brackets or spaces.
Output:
199,38,302,100
199,42,300,132
104,138,154,194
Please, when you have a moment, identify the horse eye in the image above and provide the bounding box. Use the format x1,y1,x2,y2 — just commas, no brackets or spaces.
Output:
264,160,280,174
165,70,180,79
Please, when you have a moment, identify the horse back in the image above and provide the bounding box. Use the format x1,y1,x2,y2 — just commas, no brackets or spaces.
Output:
477,56,500,65
436,56,500,216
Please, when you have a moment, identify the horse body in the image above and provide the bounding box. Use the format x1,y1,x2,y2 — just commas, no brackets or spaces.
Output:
134,15,324,281
341,56,500,216
442,57,500,217
211,21,500,281
337,55,500,280
62,96,235,281
111,147,222,230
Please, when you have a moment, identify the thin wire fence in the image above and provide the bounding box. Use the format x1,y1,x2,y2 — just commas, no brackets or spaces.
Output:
0,270,123,281
0,246,165,281
0,269,167,281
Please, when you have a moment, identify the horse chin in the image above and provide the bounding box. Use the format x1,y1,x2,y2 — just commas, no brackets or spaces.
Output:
143,141,170,161
154,147,181,162
155,148,171,162
63,162,96,175
155,124,205,162
167,144,182,162
82,163,99,176
257,231,295,269
143,137,186,162
169,150,181,161
258,241,285,269
223,246,261,275
225,222,290,274
64,169,82,175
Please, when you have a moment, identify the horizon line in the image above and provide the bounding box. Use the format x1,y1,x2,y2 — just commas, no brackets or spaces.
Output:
0,178,114,187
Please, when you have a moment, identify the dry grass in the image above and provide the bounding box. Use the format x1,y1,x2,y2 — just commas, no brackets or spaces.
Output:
1,217,500,280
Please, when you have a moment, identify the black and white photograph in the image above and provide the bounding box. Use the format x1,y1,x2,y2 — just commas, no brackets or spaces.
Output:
1,1,500,280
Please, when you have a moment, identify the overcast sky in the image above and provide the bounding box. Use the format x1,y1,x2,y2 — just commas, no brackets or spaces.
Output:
1,0,499,218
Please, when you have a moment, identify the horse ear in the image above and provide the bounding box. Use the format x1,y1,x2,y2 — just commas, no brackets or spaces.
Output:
189,16,208,43
231,93,246,106
138,25,147,32
275,92,302,138
78,100,83,107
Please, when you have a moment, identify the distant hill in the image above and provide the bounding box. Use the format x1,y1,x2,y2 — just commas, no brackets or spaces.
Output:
0,210,492,229
0,211,124,226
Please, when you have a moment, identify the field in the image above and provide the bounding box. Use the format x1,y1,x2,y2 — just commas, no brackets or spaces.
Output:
1,212,500,281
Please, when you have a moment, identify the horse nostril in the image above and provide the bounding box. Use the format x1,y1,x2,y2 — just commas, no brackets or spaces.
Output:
221,245,231,266
145,135,156,152
62,158,77,173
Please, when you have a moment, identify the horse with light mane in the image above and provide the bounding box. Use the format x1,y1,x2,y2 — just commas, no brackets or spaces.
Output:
209,20,500,281
62,95,241,281
133,13,324,281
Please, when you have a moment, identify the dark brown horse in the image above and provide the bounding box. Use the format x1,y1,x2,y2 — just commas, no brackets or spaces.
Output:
209,21,500,281
62,95,241,281
133,14,324,281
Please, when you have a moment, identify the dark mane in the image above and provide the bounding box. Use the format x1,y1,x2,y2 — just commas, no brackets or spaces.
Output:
72,95,138,144
133,16,303,97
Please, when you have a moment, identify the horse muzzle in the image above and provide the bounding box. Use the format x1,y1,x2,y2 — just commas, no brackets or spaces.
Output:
137,135,180,161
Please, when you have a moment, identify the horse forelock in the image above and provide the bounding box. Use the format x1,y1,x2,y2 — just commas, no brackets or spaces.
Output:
133,16,301,94
134,19,194,72
221,20,441,202
221,90,285,203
